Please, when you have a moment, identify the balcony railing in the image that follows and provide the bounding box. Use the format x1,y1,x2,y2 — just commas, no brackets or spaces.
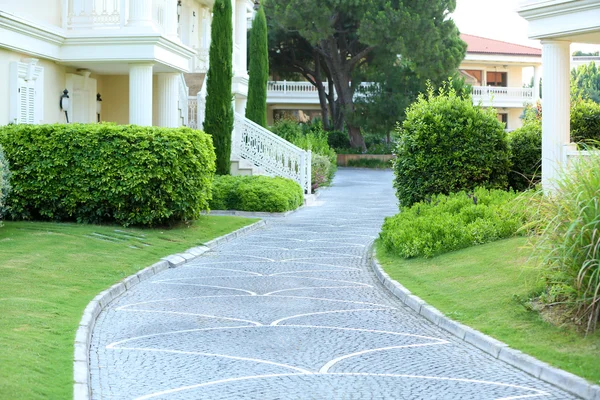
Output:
472,86,535,106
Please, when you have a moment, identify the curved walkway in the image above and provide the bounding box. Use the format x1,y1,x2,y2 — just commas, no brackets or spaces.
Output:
89,169,578,399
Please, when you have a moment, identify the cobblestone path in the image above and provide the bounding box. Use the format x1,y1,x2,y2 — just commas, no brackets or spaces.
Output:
90,169,578,399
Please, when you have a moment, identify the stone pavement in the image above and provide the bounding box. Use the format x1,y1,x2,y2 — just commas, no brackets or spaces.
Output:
89,169,579,399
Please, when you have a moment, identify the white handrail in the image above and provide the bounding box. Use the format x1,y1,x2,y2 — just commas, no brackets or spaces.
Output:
472,86,534,99
178,73,189,127
233,113,312,193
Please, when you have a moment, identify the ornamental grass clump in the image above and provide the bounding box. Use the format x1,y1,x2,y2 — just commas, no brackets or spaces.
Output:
528,153,600,333
380,187,528,259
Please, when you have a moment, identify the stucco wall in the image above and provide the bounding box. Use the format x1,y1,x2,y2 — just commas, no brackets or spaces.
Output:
97,75,129,125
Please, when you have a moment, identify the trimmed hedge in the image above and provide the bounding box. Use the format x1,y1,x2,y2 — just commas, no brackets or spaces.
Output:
0,143,10,225
394,86,510,207
210,175,303,212
508,119,541,191
571,99,600,145
0,123,216,226
380,187,529,259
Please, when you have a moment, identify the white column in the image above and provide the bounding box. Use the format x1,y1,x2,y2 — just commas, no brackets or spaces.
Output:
533,65,541,101
127,0,153,27
157,73,180,128
234,97,247,115
234,0,247,76
164,0,179,40
541,40,571,191
129,63,154,126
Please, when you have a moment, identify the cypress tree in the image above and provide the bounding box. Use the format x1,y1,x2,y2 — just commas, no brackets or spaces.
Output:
246,4,269,127
204,0,233,175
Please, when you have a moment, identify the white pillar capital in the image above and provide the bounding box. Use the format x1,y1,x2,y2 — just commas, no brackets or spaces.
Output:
157,73,180,128
541,39,571,191
129,63,154,126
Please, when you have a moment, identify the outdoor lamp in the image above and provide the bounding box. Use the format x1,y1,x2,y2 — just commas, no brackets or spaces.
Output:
253,0,259,10
177,0,182,23
96,93,102,123
60,89,70,123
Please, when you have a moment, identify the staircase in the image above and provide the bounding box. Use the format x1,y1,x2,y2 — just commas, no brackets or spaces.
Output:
183,73,312,194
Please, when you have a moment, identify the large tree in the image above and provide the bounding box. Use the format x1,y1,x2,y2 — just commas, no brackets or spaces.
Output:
246,4,269,127
572,62,600,103
204,0,233,175
265,0,466,150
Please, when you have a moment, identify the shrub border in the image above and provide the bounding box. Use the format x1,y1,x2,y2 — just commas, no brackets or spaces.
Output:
370,246,600,400
205,191,321,218
73,220,266,400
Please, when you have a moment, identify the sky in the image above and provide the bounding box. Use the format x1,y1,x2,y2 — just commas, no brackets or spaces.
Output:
451,0,600,52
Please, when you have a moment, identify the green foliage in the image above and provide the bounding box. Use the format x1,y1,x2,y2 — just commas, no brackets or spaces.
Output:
210,175,303,212
571,62,600,104
394,85,511,206
246,5,269,127
271,119,337,188
528,152,600,333
508,111,541,191
0,123,216,227
346,158,391,169
327,130,351,149
0,144,11,226
380,188,528,259
571,99,600,144
204,0,233,175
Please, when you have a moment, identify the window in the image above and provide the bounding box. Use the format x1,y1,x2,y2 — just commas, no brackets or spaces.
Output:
486,71,507,87
462,69,483,85
9,59,44,124
497,113,508,129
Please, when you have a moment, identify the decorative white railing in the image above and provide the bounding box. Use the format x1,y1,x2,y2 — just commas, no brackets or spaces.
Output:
63,0,169,33
195,83,207,130
472,86,534,103
267,81,327,95
233,113,312,193
187,96,198,129
178,73,189,127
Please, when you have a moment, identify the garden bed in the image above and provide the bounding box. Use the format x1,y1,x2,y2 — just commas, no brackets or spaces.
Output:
337,153,395,167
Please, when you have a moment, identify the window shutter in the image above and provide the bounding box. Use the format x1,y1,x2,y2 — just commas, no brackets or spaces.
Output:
9,60,44,125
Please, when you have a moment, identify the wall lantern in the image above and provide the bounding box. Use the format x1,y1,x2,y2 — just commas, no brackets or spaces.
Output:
96,93,103,123
177,0,182,23
253,0,260,10
60,89,70,123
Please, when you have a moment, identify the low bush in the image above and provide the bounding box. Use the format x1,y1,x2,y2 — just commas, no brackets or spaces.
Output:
508,115,541,191
528,152,600,333
380,187,529,259
394,85,511,207
0,124,215,226
271,119,337,188
0,144,11,226
571,99,600,145
327,130,351,149
346,158,392,169
210,175,303,212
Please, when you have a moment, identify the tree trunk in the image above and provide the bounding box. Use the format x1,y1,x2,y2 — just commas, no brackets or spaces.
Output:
312,55,330,129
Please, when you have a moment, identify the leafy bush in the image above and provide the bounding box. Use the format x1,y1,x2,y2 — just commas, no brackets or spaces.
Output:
394,85,510,207
346,158,392,169
210,175,303,212
0,144,11,226
327,130,351,149
0,123,216,226
312,154,331,190
508,115,541,191
571,99,600,145
271,119,337,188
528,153,600,333
380,187,528,258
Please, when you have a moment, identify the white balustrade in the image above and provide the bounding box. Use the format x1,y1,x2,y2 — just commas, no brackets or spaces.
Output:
187,96,198,129
471,86,534,102
233,113,312,193
63,0,173,33
193,47,210,73
178,73,189,127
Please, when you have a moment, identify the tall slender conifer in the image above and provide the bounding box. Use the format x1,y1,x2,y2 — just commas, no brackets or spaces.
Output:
246,4,269,127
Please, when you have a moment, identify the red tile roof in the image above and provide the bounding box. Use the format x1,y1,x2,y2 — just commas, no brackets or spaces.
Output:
461,34,541,57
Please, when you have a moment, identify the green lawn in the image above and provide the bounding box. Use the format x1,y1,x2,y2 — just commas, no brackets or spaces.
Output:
0,217,257,399
376,237,600,385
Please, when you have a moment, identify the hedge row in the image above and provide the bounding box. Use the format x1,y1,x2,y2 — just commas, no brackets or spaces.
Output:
0,144,10,225
0,124,216,226
210,175,303,212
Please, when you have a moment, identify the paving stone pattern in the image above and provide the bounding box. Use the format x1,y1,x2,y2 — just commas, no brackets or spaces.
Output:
90,169,579,399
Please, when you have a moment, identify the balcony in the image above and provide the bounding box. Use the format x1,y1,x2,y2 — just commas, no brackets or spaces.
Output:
472,86,535,108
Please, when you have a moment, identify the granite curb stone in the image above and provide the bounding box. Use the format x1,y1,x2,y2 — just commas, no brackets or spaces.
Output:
72,219,266,400
370,246,600,400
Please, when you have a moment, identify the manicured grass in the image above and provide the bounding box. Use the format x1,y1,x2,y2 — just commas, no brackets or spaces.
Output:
376,237,600,385
0,217,257,399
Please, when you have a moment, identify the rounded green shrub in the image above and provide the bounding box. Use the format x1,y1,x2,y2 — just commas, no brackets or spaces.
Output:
380,187,529,258
394,86,511,206
210,175,303,212
0,144,11,225
0,123,216,226
571,99,600,145
508,119,541,191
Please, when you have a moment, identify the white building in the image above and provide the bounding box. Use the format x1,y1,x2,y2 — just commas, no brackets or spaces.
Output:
518,0,600,190
0,0,253,126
